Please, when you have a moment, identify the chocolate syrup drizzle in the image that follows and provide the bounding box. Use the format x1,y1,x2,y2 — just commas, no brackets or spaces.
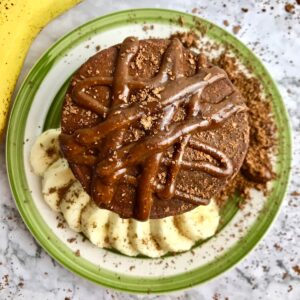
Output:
60,37,246,220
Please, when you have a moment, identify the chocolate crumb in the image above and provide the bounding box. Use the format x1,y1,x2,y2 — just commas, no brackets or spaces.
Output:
292,265,300,275
232,25,241,34
223,20,229,27
285,3,295,13
291,191,300,196
241,8,249,12
95,45,101,52
57,221,66,229
1,274,9,288
67,237,76,243
213,293,221,300
46,146,56,158
170,31,199,48
75,249,80,257
274,243,283,252
142,24,154,32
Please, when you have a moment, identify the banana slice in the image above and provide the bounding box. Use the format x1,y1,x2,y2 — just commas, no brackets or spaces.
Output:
60,181,90,232
175,200,220,241
81,201,111,248
30,128,61,176
128,219,167,258
42,158,75,212
108,213,138,257
150,217,194,252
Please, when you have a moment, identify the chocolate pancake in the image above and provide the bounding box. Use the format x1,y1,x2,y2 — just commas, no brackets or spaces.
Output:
60,37,249,220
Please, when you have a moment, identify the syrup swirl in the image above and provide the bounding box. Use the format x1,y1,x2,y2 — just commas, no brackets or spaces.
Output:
60,37,246,220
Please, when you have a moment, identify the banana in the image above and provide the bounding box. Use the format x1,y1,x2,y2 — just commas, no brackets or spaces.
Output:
108,213,138,257
42,158,75,212
0,0,81,140
128,219,167,258
60,181,90,232
80,201,111,248
175,200,220,241
150,217,194,252
30,128,61,176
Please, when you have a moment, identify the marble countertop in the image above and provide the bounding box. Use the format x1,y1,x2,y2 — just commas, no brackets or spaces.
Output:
1,0,299,299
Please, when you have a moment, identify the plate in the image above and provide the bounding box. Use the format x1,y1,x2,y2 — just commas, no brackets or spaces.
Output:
6,9,291,294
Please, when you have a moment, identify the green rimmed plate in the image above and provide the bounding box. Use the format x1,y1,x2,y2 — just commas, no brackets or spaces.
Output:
6,9,291,294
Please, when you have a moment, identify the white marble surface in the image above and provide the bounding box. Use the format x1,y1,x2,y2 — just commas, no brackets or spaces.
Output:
1,0,300,299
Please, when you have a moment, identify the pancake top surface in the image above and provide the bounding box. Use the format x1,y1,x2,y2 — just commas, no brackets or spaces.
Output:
60,37,249,220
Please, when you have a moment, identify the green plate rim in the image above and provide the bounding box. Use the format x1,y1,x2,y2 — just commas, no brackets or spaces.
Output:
6,8,292,294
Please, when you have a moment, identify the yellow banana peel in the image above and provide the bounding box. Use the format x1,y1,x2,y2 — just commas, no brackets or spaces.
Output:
0,0,82,140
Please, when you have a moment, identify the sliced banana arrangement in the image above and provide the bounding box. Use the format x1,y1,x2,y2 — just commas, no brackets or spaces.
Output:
30,129,221,257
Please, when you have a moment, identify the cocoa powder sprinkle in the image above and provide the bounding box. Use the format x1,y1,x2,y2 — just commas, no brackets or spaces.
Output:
212,52,276,206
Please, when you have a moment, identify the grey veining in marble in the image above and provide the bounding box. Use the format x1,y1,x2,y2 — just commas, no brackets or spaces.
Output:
0,0,299,299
